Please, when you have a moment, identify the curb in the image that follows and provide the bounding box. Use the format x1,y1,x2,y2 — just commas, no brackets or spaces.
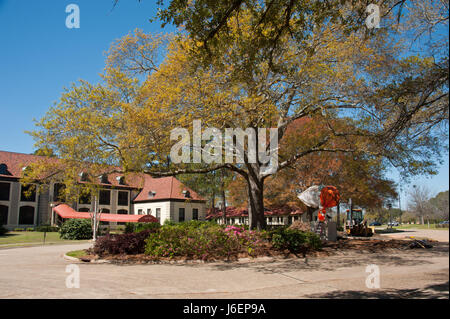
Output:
63,253,81,262
63,253,111,264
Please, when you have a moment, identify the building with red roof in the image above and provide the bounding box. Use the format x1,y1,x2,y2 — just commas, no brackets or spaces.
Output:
206,206,305,226
0,150,205,230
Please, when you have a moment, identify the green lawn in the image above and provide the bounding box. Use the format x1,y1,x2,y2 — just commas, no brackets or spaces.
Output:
66,249,89,258
395,224,449,230
0,231,91,246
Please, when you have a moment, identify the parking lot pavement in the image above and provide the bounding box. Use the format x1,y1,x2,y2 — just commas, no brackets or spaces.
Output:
0,241,448,298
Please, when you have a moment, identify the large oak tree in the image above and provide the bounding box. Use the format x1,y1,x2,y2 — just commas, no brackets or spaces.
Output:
29,1,448,229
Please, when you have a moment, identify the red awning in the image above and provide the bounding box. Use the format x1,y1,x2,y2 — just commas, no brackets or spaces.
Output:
53,204,159,223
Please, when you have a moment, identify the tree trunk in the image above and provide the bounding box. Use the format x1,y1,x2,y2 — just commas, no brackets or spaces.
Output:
220,169,227,223
336,203,340,228
306,206,314,222
246,173,266,230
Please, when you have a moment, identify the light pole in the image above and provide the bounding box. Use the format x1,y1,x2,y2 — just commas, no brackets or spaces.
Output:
387,202,392,229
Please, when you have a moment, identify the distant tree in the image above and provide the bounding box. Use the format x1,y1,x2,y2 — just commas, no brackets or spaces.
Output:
429,190,449,220
178,168,233,211
407,185,435,224
365,207,404,224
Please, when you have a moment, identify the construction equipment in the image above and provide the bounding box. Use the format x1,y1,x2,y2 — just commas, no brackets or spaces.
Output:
345,208,373,237
298,185,340,240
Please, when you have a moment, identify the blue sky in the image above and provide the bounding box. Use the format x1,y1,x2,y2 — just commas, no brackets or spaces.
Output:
0,0,448,205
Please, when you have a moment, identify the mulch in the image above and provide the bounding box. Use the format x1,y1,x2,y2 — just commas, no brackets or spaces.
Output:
76,238,429,264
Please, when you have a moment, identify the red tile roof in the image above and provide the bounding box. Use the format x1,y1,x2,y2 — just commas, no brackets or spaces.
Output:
0,150,204,202
133,175,204,202
0,151,54,179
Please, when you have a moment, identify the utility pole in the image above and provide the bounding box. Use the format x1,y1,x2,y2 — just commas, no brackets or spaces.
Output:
91,195,99,242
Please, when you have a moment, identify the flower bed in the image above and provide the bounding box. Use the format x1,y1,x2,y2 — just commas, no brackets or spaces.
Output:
90,221,323,262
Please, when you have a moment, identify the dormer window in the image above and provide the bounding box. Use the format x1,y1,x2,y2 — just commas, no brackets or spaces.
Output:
0,163,8,175
79,172,88,182
182,190,191,198
148,190,156,198
99,174,109,184
116,176,125,185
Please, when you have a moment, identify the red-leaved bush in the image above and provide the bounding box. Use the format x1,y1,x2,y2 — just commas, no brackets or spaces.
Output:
93,229,155,256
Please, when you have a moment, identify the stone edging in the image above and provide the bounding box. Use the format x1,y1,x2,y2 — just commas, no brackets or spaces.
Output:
63,253,111,264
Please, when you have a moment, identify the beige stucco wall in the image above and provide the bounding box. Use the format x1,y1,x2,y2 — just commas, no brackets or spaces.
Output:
133,200,205,225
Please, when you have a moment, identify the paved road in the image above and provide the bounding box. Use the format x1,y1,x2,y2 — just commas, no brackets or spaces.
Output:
0,241,448,299
377,228,449,242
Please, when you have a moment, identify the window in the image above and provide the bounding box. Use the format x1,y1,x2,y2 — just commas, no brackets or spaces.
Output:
182,190,190,198
79,172,88,182
0,205,8,225
138,209,143,215
79,189,91,205
0,182,10,201
155,208,161,221
179,208,185,222
99,190,111,205
20,184,36,202
19,206,34,224
100,174,109,184
100,208,110,225
53,183,65,202
192,208,198,220
117,191,129,206
146,208,152,215
0,163,9,175
268,217,272,223
116,176,125,185
117,209,128,225
78,207,90,212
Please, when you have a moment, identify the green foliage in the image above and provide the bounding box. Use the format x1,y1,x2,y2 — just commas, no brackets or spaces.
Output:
429,190,449,220
124,222,161,234
59,219,93,240
145,221,262,260
271,228,321,253
14,228,25,232
0,225,8,236
36,225,59,232
26,228,35,232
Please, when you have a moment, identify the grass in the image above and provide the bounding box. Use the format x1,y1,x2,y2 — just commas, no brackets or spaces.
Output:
66,249,88,258
395,224,449,230
0,231,91,246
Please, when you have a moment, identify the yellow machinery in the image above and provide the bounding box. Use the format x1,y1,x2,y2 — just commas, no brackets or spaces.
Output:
345,208,373,237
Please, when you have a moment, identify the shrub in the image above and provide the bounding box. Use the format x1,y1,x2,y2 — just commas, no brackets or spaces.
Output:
271,228,321,253
0,225,8,236
59,219,93,240
288,220,312,232
124,222,161,233
93,229,156,256
36,225,59,232
145,222,263,260
14,228,25,232
26,228,35,232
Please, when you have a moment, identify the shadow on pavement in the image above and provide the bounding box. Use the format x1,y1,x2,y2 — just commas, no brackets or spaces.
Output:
175,243,449,274
304,281,449,299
